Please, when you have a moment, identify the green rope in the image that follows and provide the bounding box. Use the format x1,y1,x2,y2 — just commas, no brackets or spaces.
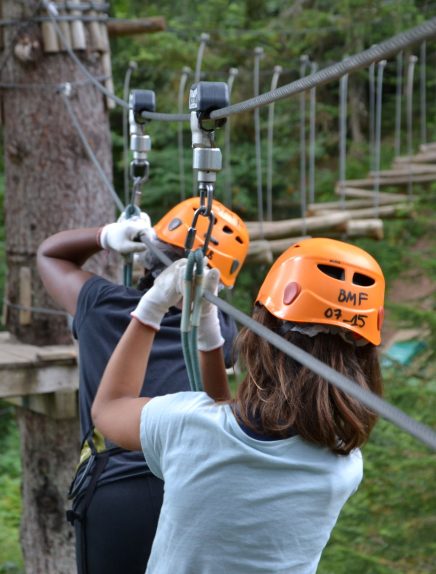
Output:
181,249,204,391
123,204,141,287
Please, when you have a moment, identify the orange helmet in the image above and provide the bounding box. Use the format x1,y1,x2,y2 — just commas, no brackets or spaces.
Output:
256,238,385,345
154,198,249,288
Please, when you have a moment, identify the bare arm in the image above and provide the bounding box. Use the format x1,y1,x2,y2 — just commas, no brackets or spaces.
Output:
37,227,102,316
200,348,231,401
92,318,155,451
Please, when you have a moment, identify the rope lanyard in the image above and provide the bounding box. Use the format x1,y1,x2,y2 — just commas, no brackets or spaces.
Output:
181,185,215,392
181,250,204,392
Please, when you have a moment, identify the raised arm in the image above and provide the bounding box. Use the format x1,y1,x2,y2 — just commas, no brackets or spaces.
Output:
37,228,102,316
92,259,187,450
37,216,152,316
198,268,231,401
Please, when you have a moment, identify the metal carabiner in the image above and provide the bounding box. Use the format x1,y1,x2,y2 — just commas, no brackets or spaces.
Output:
198,182,214,216
184,207,215,255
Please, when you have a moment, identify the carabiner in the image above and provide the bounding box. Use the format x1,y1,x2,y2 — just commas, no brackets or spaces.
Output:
184,207,215,255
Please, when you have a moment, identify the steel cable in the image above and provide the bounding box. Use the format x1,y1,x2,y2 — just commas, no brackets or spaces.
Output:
60,88,124,211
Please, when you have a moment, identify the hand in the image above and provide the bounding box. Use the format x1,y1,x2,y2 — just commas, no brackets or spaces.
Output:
131,258,187,330
99,212,152,254
198,267,224,352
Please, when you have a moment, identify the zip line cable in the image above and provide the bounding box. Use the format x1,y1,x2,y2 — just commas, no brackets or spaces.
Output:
373,60,387,214
420,41,427,145
266,65,282,221
139,233,436,452
40,6,436,126
59,87,124,212
123,62,137,207
299,55,310,235
224,67,239,208
178,67,191,201
394,51,404,157
406,54,418,199
209,18,436,120
253,47,264,238
308,61,318,206
338,73,348,210
0,75,109,90
139,18,436,124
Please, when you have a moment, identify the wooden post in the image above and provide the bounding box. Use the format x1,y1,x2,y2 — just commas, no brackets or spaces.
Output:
70,10,87,51
107,17,166,37
56,0,72,51
1,1,118,571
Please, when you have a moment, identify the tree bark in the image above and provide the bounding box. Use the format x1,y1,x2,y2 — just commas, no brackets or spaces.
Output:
2,1,118,571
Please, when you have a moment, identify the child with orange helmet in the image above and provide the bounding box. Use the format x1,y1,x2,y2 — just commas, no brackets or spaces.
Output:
37,198,249,574
92,237,385,574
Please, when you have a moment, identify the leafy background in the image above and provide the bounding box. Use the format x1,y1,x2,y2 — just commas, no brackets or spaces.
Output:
0,0,435,572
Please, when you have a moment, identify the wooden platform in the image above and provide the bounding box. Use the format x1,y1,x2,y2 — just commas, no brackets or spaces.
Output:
0,332,78,418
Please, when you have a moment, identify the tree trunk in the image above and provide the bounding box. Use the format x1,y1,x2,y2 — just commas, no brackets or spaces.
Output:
2,1,118,571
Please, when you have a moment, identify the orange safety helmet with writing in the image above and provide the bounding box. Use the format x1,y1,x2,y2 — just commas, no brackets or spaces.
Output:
256,238,385,345
154,198,249,288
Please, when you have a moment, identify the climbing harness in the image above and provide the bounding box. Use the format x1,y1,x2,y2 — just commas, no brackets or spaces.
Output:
181,81,229,391
123,89,155,286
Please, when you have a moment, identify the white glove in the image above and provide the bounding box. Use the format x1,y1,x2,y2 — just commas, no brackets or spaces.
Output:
198,267,225,352
131,258,187,330
99,212,152,254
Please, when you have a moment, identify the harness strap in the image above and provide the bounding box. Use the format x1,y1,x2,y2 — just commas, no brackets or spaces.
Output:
66,451,111,526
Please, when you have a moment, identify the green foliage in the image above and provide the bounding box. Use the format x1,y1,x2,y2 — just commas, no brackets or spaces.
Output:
319,363,436,574
0,406,23,572
0,1,435,571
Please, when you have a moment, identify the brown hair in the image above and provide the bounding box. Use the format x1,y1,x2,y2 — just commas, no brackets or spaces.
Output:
234,305,383,455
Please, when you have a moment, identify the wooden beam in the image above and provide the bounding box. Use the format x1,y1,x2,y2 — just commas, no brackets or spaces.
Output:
0,337,78,398
107,17,166,37
342,218,384,240
338,173,436,187
334,187,408,201
419,142,436,153
6,391,78,419
395,152,436,164
246,212,349,240
308,194,406,214
370,165,436,176
247,204,412,241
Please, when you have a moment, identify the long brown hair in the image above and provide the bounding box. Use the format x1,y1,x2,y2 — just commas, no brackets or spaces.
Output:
234,305,383,455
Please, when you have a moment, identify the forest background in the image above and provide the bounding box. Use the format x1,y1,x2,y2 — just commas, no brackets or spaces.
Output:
0,0,435,572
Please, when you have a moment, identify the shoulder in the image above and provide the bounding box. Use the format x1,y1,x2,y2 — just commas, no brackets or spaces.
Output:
143,391,214,418
73,276,133,334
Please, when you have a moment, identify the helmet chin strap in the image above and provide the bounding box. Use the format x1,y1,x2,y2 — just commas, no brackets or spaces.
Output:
279,321,369,347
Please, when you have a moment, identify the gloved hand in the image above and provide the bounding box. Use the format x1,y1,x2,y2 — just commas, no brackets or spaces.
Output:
99,211,152,254
131,258,187,330
198,267,225,352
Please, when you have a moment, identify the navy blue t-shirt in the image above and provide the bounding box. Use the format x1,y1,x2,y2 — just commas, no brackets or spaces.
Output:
72,275,237,488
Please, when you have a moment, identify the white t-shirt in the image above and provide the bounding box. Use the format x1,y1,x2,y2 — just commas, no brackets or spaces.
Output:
140,392,362,574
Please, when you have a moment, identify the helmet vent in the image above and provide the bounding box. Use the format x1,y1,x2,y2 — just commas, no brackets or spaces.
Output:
317,264,345,281
168,218,182,231
222,225,233,234
235,236,243,244
353,272,375,286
